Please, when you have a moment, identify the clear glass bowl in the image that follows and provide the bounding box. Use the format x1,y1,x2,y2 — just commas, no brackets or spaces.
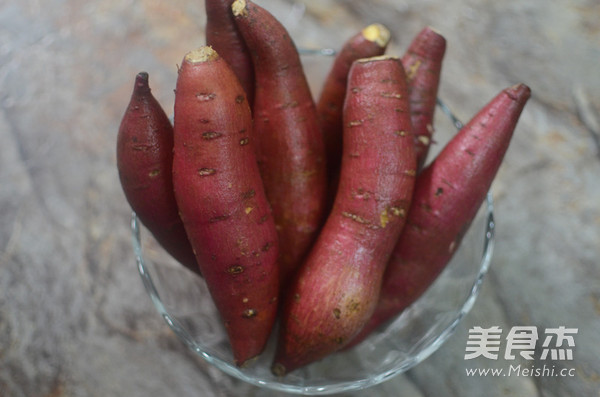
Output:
130,2,495,394
131,192,494,395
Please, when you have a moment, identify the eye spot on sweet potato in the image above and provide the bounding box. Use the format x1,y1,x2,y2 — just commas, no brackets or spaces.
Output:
235,95,245,104
202,131,222,140
390,206,406,218
333,308,341,319
346,300,360,313
196,92,216,101
228,265,245,275
245,206,254,214
435,187,444,196
394,130,408,137
277,101,298,109
239,137,250,146
353,188,371,200
148,169,160,177
198,168,216,176
381,92,403,99
408,221,422,233
293,293,300,302
348,120,363,127
441,177,455,189
210,214,230,223
394,107,408,113
380,209,390,228
242,309,257,318
242,297,249,303
341,211,368,224
132,144,150,152
262,242,272,252
404,169,417,177
420,202,433,212
242,189,255,199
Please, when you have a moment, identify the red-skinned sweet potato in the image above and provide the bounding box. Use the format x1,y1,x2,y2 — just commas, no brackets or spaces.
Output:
317,23,390,187
231,0,327,285
272,56,417,376
171,47,280,366
205,0,254,107
116,72,200,276
401,26,446,171
347,83,531,348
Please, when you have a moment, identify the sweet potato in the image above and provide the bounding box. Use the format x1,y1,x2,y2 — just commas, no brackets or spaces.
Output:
401,26,446,171
347,83,531,347
317,23,390,188
231,0,327,284
272,56,416,376
205,0,254,107
171,47,279,366
116,72,199,275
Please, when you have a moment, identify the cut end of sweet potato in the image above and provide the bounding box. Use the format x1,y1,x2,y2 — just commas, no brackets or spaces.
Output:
232,0,248,17
362,23,391,47
356,54,399,63
184,47,219,64
426,25,444,36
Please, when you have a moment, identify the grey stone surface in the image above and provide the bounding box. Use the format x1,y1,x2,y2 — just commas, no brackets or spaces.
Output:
1,0,598,396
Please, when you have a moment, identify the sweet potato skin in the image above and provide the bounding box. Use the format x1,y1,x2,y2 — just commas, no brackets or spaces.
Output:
116,72,199,275
401,26,446,170
205,0,254,107
272,57,416,375
171,48,279,366
317,24,390,183
348,83,531,347
232,0,327,285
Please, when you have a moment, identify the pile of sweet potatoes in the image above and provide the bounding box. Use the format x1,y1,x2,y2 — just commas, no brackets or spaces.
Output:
116,0,530,375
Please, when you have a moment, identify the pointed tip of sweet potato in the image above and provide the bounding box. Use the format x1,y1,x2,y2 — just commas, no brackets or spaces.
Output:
505,83,531,102
133,71,150,93
271,362,287,377
404,27,447,64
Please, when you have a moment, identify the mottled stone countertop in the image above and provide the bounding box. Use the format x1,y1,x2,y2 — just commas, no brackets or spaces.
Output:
1,1,599,396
